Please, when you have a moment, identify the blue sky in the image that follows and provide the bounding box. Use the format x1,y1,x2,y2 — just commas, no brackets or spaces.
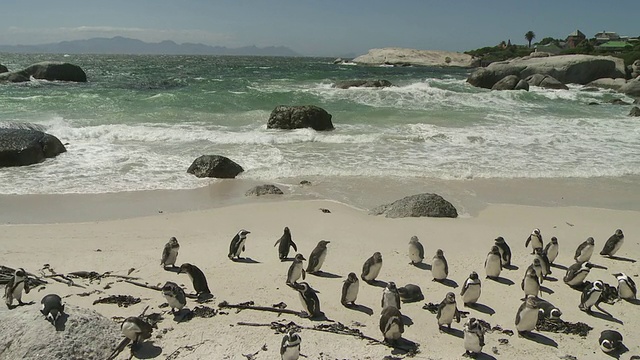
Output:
1,0,638,56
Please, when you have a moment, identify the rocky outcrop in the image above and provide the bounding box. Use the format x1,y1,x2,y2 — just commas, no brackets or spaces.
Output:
353,48,479,68
0,71,30,83
632,60,640,78
630,106,640,117
525,74,569,90
585,78,627,91
187,155,244,178
0,64,7,73
0,128,67,167
370,193,458,218
333,80,392,89
619,77,640,97
21,62,87,82
515,79,529,91
245,184,284,196
491,75,520,90
267,105,334,131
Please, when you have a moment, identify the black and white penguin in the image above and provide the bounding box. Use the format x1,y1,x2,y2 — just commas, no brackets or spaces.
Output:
431,249,449,282
397,284,424,303
121,316,153,349
306,240,330,274
178,263,211,296
484,246,502,279
160,236,180,269
361,252,383,284
543,236,559,264
579,280,604,313
563,261,594,287
525,228,543,254
228,229,251,261
162,281,187,314
292,282,321,318
521,266,540,298
381,282,401,310
515,295,539,336
460,271,482,306
533,247,551,278
341,272,359,307
286,254,306,285
379,306,404,343
494,236,512,267
4,268,29,309
40,294,65,325
280,329,301,360
463,317,486,357
599,330,623,354
613,272,636,300
529,258,544,284
436,292,460,331
408,235,425,265
537,299,562,319
600,229,624,257
574,237,595,263
274,227,297,261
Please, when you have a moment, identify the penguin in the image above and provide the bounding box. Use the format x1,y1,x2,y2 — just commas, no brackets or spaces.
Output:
361,252,383,284
484,245,502,279
4,268,29,309
521,266,540,298
525,228,543,254
397,284,424,303
613,272,636,300
379,306,404,343
600,229,624,257
178,263,211,296
40,294,65,325
162,281,187,314
574,237,595,263
494,236,512,267
121,316,153,349
463,317,486,357
274,227,297,261
579,280,604,313
460,271,482,306
381,282,401,310
436,292,461,331
529,258,544,284
160,236,180,269
534,247,551,278
563,261,594,287
431,249,449,282
286,254,306,285
543,236,559,264
306,240,330,274
537,299,562,319
408,235,425,265
515,295,539,336
599,330,623,354
341,272,359,307
292,282,321,318
280,329,301,360
228,229,251,261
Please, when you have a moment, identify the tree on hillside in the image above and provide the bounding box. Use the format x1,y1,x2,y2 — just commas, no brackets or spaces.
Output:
525,31,536,48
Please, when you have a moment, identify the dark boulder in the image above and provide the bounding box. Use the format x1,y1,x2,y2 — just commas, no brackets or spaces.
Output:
333,80,393,89
22,62,87,82
370,193,458,218
267,105,334,131
0,64,7,73
0,128,67,167
515,79,530,91
491,75,520,90
630,106,640,117
525,74,569,90
608,99,631,105
187,155,244,178
0,71,30,83
467,67,520,89
245,184,284,196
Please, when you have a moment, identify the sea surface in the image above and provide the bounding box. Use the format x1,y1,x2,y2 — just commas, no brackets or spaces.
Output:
1,53,639,196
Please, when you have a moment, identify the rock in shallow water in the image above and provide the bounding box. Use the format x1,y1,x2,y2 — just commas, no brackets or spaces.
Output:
370,193,458,218
245,184,284,196
0,128,67,167
187,155,244,178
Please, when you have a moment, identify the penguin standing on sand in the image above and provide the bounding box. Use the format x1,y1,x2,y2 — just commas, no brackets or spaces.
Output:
529,258,544,284
431,249,449,282
544,236,559,264
579,280,604,313
521,266,540,298
613,272,636,300
537,299,562,319
534,248,551,278
525,228,543,254
40,294,65,325
494,236,512,268
484,246,502,279
286,254,306,285
361,252,383,284
228,229,251,261
379,306,404,343
574,237,595,263
306,240,330,274
437,292,461,331
274,227,297,261
600,229,624,257
460,271,482,306
515,295,539,336
463,317,486,357
160,237,180,269
4,268,29,309
381,282,401,310
280,329,301,360
178,263,211,296
563,261,594,287
121,316,153,350
292,282,321,318
599,330,624,354
408,236,425,265
341,272,359,307
162,281,187,314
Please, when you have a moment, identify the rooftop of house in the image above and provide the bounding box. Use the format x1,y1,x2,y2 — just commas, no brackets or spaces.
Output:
567,30,585,38
597,41,632,48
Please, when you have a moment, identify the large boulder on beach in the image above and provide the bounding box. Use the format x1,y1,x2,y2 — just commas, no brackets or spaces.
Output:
586,78,627,91
525,74,569,90
187,155,244,178
0,71,30,83
267,105,334,131
353,48,479,67
245,184,284,196
370,193,458,218
632,60,640,78
630,106,640,117
491,75,520,90
333,80,392,89
21,62,87,82
619,77,640,97
0,128,67,167
0,304,120,360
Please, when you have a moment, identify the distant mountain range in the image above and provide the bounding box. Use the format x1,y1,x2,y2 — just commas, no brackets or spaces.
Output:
0,36,300,56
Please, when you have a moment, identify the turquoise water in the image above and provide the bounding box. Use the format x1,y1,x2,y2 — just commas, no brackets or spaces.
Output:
1,54,639,194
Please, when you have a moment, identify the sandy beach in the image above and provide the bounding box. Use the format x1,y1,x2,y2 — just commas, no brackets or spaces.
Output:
1,179,639,360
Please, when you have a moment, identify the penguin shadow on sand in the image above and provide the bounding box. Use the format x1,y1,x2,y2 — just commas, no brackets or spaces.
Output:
604,255,637,263
51,312,69,331
411,262,431,271
364,279,388,288
540,285,555,295
518,331,558,347
587,305,624,325
231,257,261,264
485,276,514,286
465,302,495,316
603,343,629,359
389,338,420,356
307,270,341,279
7,300,36,310
440,325,464,338
162,266,181,273
463,352,498,360
344,303,374,316
130,341,162,359
504,264,519,271
623,298,640,306
550,263,568,270
433,278,458,288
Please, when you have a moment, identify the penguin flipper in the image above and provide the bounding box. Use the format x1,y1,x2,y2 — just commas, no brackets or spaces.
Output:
161,245,170,265
436,301,445,320
600,238,615,255
290,240,297,252
460,282,468,296
444,258,449,276
24,281,29,294
301,269,306,280
478,332,485,347
280,334,287,356
454,307,460,323
525,235,531,248
274,239,281,247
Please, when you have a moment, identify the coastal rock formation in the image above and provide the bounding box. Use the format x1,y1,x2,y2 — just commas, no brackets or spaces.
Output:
515,79,529,91
491,75,520,90
0,304,120,360
187,155,244,178
467,55,625,89
352,48,479,68
632,60,640,78
0,64,7,73
0,72,30,83
267,105,334,131
525,74,569,90
245,184,284,196
370,193,458,218
585,78,627,91
619,77,640,97
630,106,640,117
333,80,392,89
0,128,67,167
22,62,87,82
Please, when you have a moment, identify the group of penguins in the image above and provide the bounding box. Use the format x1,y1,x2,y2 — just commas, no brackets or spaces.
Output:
2,226,635,359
